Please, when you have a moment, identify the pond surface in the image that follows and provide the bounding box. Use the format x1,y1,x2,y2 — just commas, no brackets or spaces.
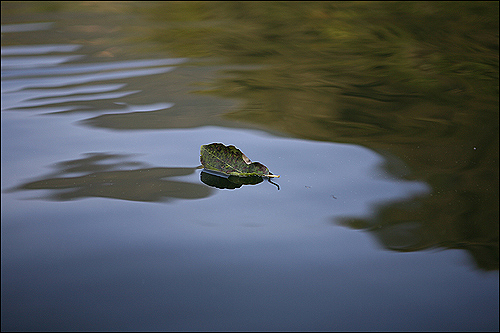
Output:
1,2,498,331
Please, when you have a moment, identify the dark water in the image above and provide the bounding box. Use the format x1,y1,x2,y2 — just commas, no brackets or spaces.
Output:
1,2,498,331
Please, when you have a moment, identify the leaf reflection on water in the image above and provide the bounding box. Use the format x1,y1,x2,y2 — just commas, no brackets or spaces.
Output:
200,169,280,190
9,153,214,202
200,170,263,190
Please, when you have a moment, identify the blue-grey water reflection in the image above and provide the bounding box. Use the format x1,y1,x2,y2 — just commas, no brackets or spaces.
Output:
2,2,498,331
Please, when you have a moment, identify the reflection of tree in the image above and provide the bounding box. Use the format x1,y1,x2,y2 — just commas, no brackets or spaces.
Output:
334,112,499,271
336,191,499,271
140,2,498,270
10,153,213,202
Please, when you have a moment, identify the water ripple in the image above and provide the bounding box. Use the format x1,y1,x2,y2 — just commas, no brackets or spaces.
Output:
1,41,187,113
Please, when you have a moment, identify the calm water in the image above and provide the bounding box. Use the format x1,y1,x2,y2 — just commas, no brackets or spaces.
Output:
2,2,498,331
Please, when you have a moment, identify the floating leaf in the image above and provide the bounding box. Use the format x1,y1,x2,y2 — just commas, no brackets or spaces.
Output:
200,143,279,178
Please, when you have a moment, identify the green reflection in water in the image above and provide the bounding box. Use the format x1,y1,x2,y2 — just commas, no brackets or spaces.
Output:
9,153,213,202
140,1,499,270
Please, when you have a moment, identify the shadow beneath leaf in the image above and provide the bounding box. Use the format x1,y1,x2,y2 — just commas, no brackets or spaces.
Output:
200,170,280,190
201,170,262,189
8,153,214,202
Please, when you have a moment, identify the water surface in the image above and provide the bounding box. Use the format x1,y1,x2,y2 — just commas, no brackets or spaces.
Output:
1,2,498,331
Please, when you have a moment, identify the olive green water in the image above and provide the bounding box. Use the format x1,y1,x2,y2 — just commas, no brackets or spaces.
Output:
138,1,500,269
148,1,500,269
